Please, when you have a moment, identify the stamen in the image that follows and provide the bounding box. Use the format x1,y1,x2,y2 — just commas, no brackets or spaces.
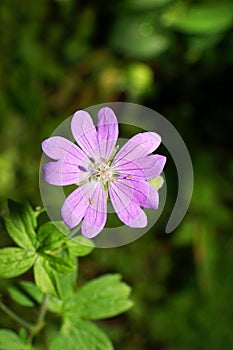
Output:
89,198,94,205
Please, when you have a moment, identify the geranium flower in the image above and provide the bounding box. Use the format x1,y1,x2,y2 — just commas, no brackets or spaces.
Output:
42,107,166,238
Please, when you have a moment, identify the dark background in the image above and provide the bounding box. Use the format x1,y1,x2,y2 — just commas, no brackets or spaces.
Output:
0,0,233,349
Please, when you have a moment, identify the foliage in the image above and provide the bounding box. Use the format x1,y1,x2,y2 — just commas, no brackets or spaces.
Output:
0,0,233,349
0,201,133,349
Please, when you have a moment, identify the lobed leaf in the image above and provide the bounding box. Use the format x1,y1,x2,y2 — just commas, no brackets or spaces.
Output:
65,274,133,320
0,248,36,278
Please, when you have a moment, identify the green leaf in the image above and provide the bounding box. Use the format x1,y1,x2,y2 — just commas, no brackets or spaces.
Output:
37,222,67,252
33,255,75,299
8,280,62,313
8,281,43,307
37,222,76,274
0,329,35,350
41,252,75,273
50,319,113,350
0,248,36,278
55,264,78,300
65,274,133,320
148,175,164,190
3,200,38,250
66,236,94,257
34,256,60,297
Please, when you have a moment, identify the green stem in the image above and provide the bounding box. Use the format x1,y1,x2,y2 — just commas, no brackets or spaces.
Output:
27,293,49,344
0,296,33,330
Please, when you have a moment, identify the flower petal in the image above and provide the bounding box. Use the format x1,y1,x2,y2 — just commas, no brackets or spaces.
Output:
97,107,119,161
126,178,159,210
43,160,90,186
61,181,96,229
71,110,100,160
82,182,107,238
42,136,86,162
115,155,166,180
109,179,147,228
112,132,161,167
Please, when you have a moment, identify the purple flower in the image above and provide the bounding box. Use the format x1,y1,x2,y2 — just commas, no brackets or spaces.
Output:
42,107,166,238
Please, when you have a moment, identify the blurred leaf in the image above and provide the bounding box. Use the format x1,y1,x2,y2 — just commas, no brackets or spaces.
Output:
162,2,233,34
65,274,133,320
111,15,169,59
50,318,113,350
3,200,38,250
0,329,35,350
0,248,36,278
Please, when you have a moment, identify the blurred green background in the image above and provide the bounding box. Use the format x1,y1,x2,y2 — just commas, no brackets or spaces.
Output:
0,0,233,349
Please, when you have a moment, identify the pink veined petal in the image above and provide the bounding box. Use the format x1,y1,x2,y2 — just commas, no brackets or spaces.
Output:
71,110,100,161
97,107,119,161
115,155,166,180
109,180,147,228
42,136,87,162
112,132,161,167
82,182,107,238
43,160,90,186
61,181,96,229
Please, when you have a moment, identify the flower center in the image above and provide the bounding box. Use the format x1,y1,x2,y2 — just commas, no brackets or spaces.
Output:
92,158,115,183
